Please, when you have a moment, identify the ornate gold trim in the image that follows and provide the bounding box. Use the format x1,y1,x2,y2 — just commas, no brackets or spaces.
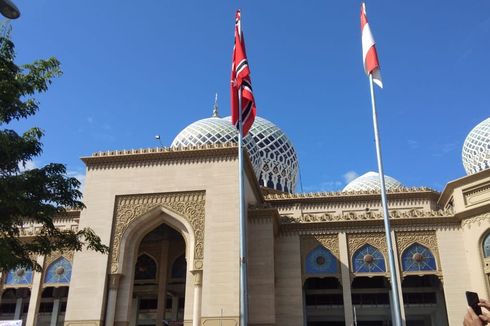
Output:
395,230,440,271
110,191,205,273
280,208,453,224
44,251,74,269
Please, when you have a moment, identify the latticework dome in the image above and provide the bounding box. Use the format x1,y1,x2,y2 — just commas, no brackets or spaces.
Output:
171,117,262,178
343,171,403,192
462,117,490,175
248,117,299,193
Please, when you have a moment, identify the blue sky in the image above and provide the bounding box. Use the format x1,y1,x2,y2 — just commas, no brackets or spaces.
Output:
7,1,490,192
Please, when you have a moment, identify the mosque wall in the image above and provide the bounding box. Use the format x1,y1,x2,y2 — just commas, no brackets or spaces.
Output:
64,149,246,325
248,210,277,325
273,233,304,326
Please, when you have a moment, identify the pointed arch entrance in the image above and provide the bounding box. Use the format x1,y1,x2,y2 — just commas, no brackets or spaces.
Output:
105,191,205,326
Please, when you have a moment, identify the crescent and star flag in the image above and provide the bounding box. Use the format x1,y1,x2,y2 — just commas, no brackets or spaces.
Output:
361,3,383,88
231,10,256,136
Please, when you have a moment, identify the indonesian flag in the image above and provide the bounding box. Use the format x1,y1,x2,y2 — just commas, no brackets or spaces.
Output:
361,3,383,88
231,10,256,136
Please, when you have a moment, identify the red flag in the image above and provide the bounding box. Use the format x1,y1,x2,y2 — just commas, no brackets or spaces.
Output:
361,3,383,88
231,10,256,136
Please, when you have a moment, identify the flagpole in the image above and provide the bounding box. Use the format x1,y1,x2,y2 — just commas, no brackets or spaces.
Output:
237,85,249,326
368,73,403,326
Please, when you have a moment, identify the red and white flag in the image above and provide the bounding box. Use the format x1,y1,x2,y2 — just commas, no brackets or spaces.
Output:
361,3,383,88
231,10,256,136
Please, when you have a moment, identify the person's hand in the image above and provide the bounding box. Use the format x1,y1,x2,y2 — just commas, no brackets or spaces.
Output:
464,306,484,326
479,299,490,324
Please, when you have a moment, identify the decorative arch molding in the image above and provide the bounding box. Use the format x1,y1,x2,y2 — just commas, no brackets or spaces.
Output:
352,244,386,273
481,231,490,258
347,233,387,259
401,243,437,272
110,191,205,273
45,251,74,269
305,245,338,274
44,256,72,284
480,231,490,275
395,230,440,272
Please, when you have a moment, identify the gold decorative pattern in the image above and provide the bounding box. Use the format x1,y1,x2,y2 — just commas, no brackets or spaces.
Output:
301,235,339,260
462,213,490,228
395,231,439,264
280,208,452,224
265,187,437,200
44,251,74,269
111,191,205,273
347,233,387,259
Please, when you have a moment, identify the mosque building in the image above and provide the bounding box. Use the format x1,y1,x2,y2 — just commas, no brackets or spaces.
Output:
0,103,490,326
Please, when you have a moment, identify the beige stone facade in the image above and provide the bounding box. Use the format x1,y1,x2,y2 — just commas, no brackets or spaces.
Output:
1,144,490,325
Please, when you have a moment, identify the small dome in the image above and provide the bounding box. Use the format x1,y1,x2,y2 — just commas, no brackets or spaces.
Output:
343,171,403,192
171,117,262,178
462,117,490,175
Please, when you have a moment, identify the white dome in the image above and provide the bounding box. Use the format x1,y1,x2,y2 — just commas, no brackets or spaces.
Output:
248,117,299,193
171,117,262,178
343,171,403,192
462,117,490,175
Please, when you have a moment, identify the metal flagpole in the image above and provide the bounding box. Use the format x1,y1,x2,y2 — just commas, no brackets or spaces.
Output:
368,73,404,326
237,85,249,326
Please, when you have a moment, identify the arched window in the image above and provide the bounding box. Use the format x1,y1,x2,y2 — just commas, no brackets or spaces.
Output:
134,254,157,280
305,246,338,274
352,244,386,273
44,257,72,284
5,266,33,285
401,243,437,272
171,255,187,279
483,233,490,258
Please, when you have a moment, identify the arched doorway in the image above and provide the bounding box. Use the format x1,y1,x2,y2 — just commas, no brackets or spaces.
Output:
130,224,187,326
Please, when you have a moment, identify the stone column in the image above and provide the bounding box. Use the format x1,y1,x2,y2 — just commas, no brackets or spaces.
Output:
191,270,202,326
338,232,354,326
26,255,45,325
51,298,61,326
156,240,169,323
105,274,122,326
50,287,68,326
14,297,23,320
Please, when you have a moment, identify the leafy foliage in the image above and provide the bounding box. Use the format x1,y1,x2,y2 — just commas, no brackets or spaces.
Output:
0,29,109,272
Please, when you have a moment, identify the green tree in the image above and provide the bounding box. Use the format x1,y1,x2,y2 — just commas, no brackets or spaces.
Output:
0,29,108,272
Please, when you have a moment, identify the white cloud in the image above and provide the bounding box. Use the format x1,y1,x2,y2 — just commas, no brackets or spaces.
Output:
18,160,37,172
343,170,359,184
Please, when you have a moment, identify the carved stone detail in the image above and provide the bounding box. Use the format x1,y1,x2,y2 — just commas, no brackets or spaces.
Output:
462,213,490,229
44,251,74,269
464,184,490,206
395,231,439,259
280,208,453,224
110,191,205,274
301,234,339,260
347,233,387,259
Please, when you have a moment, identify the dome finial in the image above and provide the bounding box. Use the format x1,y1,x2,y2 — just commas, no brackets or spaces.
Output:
212,93,220,117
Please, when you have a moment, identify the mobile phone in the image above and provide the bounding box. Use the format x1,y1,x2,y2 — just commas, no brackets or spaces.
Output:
466,291,483,315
